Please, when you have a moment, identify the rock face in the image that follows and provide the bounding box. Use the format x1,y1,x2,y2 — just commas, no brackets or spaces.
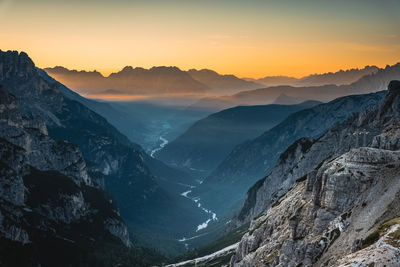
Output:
0,50,158,203
231,148,400,266
0,50,207,255
193,90,386,217
230,81,400,266
0,86,131,252
235,80,400,227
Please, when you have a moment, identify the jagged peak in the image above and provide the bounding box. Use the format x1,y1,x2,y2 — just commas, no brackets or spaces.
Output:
149,66,182,72
0,50,36,80
112,65,183,76
121,65,134,72
44,66,104,77
189,68,218,74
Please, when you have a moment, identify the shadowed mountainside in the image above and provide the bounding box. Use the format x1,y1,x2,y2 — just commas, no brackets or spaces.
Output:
157,101,320,173
0,50,209,255
191,90,386,217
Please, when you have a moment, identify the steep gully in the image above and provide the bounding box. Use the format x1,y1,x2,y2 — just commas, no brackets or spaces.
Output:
151,134,219,243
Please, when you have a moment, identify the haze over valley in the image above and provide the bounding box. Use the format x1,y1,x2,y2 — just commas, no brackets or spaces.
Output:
1,0,400,266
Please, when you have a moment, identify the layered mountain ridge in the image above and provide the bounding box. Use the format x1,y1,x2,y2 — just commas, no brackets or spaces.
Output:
187,69,264,95
157,101,321,173
192,90,386,217
229,64,399,105
230,80,400,266
235,81,400,228
44,66,263,96
246,65,379,87
0,50,206,255
4,48,400,266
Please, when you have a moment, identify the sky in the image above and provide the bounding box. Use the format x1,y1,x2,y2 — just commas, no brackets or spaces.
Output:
1,0,400,78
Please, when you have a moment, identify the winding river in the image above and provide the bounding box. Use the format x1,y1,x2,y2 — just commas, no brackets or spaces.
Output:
150,136,169,158
149,134,218,244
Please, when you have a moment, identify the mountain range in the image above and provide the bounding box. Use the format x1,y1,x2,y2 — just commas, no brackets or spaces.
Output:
165,80,400,267
244,65,379,87
228,64,400,104
230,80,400,267
163,64,398,117
0,50,209,256
44,65,383,100
187,69,264,95
156,101,321,173
44,66,263,96
190,90,387,217
3,49,400,266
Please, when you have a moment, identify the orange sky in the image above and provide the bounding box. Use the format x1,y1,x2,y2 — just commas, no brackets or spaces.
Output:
1,0,399,78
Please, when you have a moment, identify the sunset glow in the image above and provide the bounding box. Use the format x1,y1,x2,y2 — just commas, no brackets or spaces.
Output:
1,0,400,78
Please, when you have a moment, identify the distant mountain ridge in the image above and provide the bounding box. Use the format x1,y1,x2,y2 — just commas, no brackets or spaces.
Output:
171,64,398,113
247,65,379,87
45,65,382,99
187,69,264,94
272,93,307,105
44,66,264,96
45,65,209,96
228,63,400,104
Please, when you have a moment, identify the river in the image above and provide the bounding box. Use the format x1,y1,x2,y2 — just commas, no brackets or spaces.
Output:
150,136,169,158
149,135,218,244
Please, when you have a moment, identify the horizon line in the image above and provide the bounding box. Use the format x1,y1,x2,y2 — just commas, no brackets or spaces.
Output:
41,63,393,80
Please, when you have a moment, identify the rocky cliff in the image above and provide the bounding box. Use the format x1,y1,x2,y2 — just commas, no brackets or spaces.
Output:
0,50,206,255
0,85,133,265
193,90,386,217
235,81,400,227
230,81,400,266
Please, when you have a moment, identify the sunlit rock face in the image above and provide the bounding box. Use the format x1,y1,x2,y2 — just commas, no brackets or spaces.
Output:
231,147,400,266
231,81,400,266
